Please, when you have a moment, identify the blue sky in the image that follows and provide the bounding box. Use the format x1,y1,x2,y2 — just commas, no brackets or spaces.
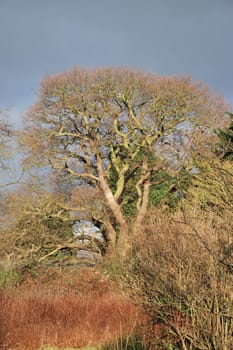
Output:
1,0,233,126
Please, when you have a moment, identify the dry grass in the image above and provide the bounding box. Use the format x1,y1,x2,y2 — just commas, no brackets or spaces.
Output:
0,267,139,350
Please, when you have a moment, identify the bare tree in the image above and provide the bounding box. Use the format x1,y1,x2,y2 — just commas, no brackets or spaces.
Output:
22,67,227,258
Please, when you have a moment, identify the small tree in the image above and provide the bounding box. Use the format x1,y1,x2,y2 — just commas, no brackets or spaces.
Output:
1,188,75,264
23,67,227,257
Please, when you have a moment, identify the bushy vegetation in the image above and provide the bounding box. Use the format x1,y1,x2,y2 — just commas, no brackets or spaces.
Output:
122,208,233,349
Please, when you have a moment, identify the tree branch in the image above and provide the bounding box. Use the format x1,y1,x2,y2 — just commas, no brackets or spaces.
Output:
38,242,100,262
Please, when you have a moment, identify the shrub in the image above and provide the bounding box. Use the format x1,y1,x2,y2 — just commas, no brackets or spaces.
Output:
123,209,233,349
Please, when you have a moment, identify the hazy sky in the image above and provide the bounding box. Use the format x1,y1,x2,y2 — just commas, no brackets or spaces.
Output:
1,0,233,125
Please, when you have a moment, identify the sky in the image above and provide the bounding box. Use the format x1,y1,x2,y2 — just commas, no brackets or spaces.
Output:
0,0,233,126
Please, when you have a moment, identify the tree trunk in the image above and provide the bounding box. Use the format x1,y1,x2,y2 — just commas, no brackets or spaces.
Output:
133,180,151,237
103,220,117,255
97,157,130,257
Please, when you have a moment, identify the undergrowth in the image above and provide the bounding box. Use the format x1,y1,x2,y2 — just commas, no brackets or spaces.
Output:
0,266,141,350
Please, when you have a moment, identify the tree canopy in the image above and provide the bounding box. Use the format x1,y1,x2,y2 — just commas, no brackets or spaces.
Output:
22,67,228,257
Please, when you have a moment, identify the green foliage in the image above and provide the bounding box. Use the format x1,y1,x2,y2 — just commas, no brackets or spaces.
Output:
120,176,138,217
149,170,177,208
216,112,233,160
